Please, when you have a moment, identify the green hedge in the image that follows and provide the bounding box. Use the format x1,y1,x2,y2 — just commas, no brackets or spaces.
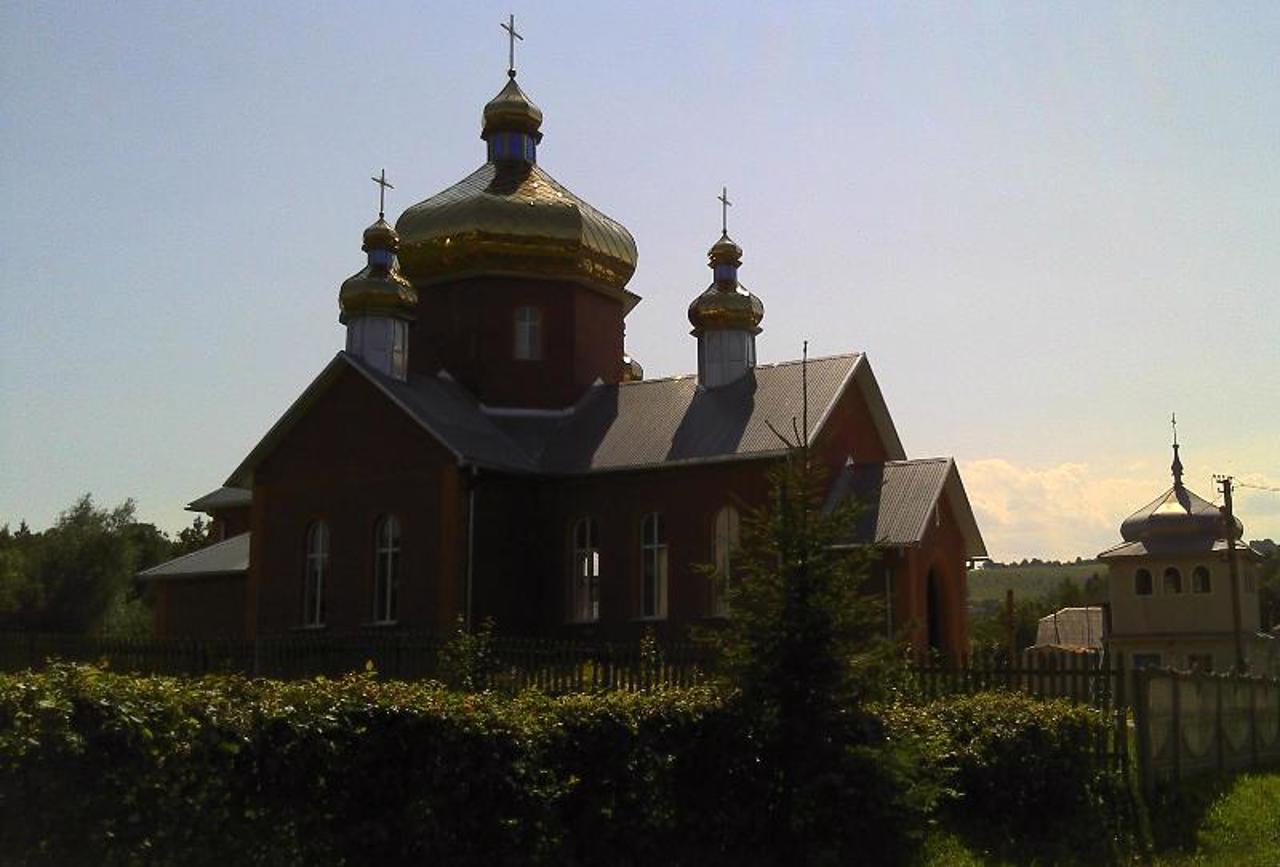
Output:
881,691,1137,864
0,664,926,866
0,667,1136,865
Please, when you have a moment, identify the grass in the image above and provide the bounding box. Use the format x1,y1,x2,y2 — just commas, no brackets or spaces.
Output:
918,773,1280,867
1150,773,1280,866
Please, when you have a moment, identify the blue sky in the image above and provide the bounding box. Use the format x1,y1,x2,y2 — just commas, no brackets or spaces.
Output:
2,2,1277,559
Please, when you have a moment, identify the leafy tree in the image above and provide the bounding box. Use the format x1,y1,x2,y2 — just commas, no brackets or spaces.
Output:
1258,543,1280,631
172,515,214,558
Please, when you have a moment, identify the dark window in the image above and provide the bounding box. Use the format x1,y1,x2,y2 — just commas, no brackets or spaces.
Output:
373,515,401,623
1134,568,1153,596
572,518,600,622
1192,565,1211,594
1163,567,1183,595
641,513,667,618
303,522,329,626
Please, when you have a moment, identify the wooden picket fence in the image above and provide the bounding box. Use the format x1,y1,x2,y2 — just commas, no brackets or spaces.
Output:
911,648,1131,771
0,630,711,694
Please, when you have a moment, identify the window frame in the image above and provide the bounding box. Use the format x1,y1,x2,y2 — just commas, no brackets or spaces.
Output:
1163,566,1183,595
1134,568,1153,596
303,521,329,627
571,517,601,623
640,512,668,619
711,506,740,618
513,306,543,361
372,515,402,624
1191,565,1212,594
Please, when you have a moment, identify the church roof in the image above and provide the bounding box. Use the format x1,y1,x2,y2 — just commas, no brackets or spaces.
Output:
137,532,250,581
1097,537,1264,561
225,352,906,487
825,458,988,558
186,486,251,513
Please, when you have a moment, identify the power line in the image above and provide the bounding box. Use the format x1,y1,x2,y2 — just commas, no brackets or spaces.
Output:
1234,482,1280,493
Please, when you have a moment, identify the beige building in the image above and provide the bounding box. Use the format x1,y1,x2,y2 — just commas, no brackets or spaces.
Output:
1098,440,1276,674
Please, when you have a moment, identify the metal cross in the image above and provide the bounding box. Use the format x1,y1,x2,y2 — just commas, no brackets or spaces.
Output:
501,14,523,77
1171,412,1178,447
371,169,394,219
718,186,732,235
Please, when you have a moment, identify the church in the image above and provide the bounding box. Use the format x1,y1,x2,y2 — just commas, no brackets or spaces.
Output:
140,40,987,658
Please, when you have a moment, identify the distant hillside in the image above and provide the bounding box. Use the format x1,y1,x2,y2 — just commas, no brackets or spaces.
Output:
967,562,1107,608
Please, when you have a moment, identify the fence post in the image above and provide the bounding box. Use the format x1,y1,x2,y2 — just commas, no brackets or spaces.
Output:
1249,674,1259,769
1133,667,1153,798
1171,672,1182,785
1215,674,1225,773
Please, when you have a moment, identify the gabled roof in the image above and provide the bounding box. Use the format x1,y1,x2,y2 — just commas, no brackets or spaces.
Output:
825,458,988,558
186,486,251,513
518,353,903,473
225,352,906,486
138,532,250,581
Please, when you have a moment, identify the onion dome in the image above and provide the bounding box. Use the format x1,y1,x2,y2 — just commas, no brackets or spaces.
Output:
338,218,418,324
687,233,764,333
396,75,639,302
621,353,645,382
1118,443,1242,544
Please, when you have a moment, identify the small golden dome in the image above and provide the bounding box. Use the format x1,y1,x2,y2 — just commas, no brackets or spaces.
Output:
688,233,764,333
362,218,398,252
339,219,418,324
482,76,544,141
621,353,645,382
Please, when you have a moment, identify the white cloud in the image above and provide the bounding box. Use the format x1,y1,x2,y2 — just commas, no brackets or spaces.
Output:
958,459,1280,562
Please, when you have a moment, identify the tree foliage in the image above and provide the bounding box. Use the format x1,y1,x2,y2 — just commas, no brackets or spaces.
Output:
707,449,929,865
0,494,214,635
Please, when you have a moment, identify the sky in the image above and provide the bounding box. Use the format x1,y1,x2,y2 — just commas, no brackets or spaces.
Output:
1,2,1277,561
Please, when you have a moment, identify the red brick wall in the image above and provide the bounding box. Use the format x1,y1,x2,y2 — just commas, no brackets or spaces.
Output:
891,494,969,660
247,365,465,637
154,576,247,639
411,276,626,408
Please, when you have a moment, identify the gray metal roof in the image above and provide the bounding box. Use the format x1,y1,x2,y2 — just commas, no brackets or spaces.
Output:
227,352,908,486
527,354,865,473
825,458,988,557
186,486,251,513
1098,537,1264,561
1034,606,1104,651
138,532,250,580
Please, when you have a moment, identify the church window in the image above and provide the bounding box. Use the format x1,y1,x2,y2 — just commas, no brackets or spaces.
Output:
373,515,401,623
1132,652,1163,670
640,513,667,618
1163,566,1183,595
1134,568,1153,596
1191,565,1211,594
390,320,408,379
711,506,739,617
514,306,543,360
571,518,600,622
303,521,329,627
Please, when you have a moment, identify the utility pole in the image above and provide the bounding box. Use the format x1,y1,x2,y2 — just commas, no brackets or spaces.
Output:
1216,475,1246,673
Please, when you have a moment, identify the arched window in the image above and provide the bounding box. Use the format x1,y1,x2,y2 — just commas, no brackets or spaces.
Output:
303,521,329,627
711,506,740,617
373,515,401,623
571,518,600,622
514,306,542,360
1191,565,1211,594
1163,566,1183,595
640,513,667,618
1134,568,1153,596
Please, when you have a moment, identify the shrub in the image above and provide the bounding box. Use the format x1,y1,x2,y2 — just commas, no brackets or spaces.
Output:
880,691,1137,864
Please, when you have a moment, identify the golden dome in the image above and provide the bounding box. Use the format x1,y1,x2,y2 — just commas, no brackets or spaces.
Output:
621,353,645,382
688,233,764,333
339,219,418,324
482,75,544,141
395,159,638,300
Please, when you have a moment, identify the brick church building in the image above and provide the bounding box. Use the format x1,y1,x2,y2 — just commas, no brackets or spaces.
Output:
142,56,986,657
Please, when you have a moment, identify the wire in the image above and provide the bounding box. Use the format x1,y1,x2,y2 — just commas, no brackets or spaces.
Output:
1235,482,1280,493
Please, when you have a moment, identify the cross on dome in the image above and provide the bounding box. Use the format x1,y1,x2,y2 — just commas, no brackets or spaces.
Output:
371,169,394,220
501,14,523,78
718,186,732,236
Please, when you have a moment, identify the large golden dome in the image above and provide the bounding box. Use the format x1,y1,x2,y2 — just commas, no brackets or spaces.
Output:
395,76,639,302
688,233,764,333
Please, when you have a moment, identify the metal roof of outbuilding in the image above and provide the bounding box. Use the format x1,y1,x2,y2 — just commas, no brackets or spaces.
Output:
137,532,250,581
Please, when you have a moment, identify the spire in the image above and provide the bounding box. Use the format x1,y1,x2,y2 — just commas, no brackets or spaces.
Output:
1171,412,1184,489
339,171,417,379
689,188,764,387
483,15,543,163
